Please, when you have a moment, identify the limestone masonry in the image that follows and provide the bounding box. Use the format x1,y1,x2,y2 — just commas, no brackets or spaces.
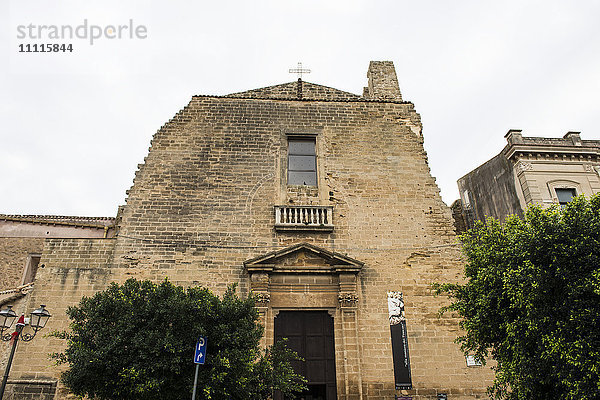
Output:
1,61,493,399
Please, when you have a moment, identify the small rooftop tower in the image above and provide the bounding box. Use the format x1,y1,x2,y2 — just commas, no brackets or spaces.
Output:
363,61,403,101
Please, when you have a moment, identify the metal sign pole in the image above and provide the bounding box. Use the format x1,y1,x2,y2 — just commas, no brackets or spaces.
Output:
191,363,199,400
192,336,206,400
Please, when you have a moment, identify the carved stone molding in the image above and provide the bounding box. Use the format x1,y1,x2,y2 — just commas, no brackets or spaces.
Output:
244,242,364,311
583,163,598,173
338,292,359,308
252,292,271,306
516,161,533,173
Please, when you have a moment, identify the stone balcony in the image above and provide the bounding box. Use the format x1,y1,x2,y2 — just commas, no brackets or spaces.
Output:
274,205,333,232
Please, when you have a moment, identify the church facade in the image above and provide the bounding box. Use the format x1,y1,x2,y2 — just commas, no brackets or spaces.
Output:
6,61,493,399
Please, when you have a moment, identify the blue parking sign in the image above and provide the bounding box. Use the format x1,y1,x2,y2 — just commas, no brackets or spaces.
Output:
194,336,207,365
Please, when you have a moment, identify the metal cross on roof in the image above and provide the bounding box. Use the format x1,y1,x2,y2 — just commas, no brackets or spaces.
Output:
289,62,311,80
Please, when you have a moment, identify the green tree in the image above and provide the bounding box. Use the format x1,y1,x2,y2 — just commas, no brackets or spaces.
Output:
51,279,306,400
436,194,600,400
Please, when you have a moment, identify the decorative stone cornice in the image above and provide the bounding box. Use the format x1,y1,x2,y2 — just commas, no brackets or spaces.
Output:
244,242,364,274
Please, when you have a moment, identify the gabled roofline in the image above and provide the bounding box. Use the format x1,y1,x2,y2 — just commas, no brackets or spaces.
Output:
227,80,361,99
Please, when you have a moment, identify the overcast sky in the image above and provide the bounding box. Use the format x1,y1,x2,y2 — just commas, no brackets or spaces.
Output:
1,1,599,217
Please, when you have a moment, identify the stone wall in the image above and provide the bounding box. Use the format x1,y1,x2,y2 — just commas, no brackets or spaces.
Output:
6,238,115,399
8,62,494,399
0,222,115,386
2,380,57,400
0,238,44,289
106,89,491,398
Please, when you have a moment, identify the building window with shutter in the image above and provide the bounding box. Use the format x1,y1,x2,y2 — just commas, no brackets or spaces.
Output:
288,138,317,186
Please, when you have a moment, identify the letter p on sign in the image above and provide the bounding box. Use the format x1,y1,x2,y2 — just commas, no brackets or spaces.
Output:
194,336,207,365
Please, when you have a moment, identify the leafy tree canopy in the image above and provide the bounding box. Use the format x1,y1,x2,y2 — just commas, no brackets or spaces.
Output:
436,195,600,400
51,279,306,400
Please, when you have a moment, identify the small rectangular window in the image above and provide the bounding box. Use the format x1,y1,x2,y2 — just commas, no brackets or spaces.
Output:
556,188,576,205
288,138,316,186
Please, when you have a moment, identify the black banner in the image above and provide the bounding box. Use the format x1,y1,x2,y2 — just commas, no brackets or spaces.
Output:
388,292,412,390
390,321,412,390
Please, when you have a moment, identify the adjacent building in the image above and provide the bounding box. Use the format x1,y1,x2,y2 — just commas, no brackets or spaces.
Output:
454,130,600,231
0,214,116,398
1,62,493,399
0,214,116,293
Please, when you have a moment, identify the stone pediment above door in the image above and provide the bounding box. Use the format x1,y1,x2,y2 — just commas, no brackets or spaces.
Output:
243,242,364,274
244,243,364,309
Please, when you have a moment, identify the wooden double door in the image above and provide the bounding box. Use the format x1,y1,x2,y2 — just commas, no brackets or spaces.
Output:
274,311,337,400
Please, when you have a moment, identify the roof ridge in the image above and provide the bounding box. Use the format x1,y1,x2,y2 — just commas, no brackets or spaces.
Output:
227,80,360,97
296,80,360,97
223,79,364,102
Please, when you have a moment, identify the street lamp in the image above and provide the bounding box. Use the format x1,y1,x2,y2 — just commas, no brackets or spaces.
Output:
27,305,51,336
0,305,51,399
0,307,17,338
